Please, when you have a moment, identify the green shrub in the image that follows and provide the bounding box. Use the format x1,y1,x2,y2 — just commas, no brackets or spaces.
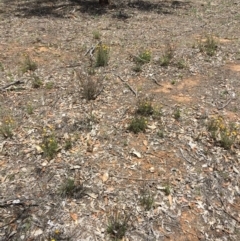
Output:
107,210,129,240
95,44,109,67
128,117,147,134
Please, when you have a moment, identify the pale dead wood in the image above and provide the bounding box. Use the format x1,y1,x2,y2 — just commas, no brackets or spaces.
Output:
0,80,24,91
116,74,138,97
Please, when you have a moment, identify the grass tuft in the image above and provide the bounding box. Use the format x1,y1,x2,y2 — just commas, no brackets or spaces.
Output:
21,54,37,73
107,209,129,241
95,44,109,67
128,117,147,134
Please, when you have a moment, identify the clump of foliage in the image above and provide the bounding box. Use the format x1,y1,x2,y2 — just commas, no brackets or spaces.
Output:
59,178,86,198
0,115,14,138
31,74,43,88
134,49,151,65
173,107,181,120
92,30,101,40
45,81,54,89
159,43,174,66
21,54,37,73
197,34,218,56
107,209,129,241
41,127,58,159
136,97,154,116
128,117,147,134
139,189,154,211
163,185,171,196
26,103,34,115
207,116,239,149
95,44,109,67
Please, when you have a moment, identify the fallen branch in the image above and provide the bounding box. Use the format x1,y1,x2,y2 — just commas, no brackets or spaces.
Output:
217,98,233,110
116,75,137,97
110,173,161,182
179,148,193,164
152,77,162,86
219,196,240,224
85,40,102,57
0,80,24,91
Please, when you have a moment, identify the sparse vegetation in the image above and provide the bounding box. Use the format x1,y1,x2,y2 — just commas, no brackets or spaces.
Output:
0,1,239,240
139,189,154,210
207,116,239,149
134,49,151,65
95,44,109,67
159,43,174,66
0,115,14,138
92,30,101,40
128,117,147,134
107,209,129,241
31,74,43,88
136,97,154,116
197,34,218,56
59,178,86,198
21,54,37,73
41,128,58,159
173,107,181,120
45,81,54,89
26,103,34,114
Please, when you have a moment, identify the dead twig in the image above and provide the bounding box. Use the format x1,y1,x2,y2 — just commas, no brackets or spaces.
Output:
116,75,137,97
110,173,160,182
85,40,102,57
217,98,233,110
0,80,24,91
179,148,193,164
152,77,162,86
218,196,240,224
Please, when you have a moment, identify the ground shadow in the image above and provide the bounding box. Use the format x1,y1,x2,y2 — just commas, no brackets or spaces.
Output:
1,0,192,18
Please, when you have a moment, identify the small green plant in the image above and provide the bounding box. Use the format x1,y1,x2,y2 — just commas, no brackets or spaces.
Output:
171,80,176,85
139,190,154,210
21,54,37,73
198,34,218,56
92,30,101,40
48,228,71,241
59,178,86,198
45,81,54,89
26,103,34,115
157,129,164,138
163,185,171,196
128,117,147,134
176,59,187,69
31,75,43,88
59,178,75,197
107,209,129,241
152,106,163,120
207,116,239,149
173,107,181,120
64,139,72,150
41,129,58,159
95,44,109,67
159,43,174,66
136,97,154,116
0,116,14,138
134,50,151,65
